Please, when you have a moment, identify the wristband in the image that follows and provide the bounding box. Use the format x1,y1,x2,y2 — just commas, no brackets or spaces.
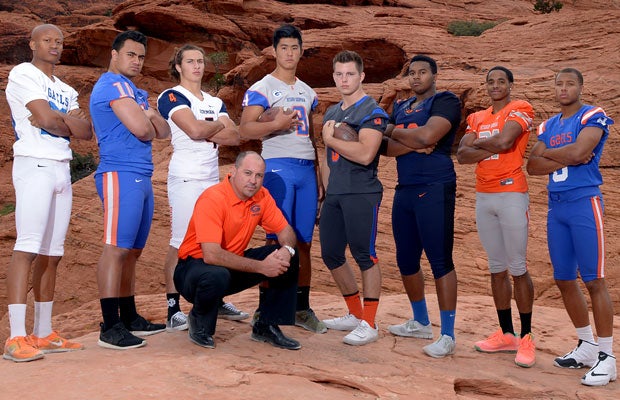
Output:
284,245,295,257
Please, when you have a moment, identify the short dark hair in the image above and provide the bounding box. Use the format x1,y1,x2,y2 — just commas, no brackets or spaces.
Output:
487,66,514,83
557,67,583,85
112,30,147,52
333,50,364,73
273,24,302,48
169,44,205,81
235,151,264,168
409,55,437,74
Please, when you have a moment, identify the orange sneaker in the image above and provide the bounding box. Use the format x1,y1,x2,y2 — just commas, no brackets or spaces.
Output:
29,331,84,353
474,329,519,353
3,336,44,362
515,333,536,368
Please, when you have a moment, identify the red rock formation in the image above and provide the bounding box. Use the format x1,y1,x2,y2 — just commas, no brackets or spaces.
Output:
0,1,619,397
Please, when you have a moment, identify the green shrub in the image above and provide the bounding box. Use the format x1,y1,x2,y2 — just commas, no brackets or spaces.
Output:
534,0,563,13
447,20,498,37
207,51,229,92
70,151,97,183
0,203,15,216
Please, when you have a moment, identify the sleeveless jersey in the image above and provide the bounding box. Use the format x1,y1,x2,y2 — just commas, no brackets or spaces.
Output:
6,62,79,161
389,91,461,185
465,100,533,193
323,95,388,195
242,74,318,160
90,72,153,176
157,85,228,181
537,104,613,193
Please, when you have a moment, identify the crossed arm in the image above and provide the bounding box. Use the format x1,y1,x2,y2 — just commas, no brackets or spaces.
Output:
27,99,92,140
171,108,239,146
112,97,170,141
383,115,452,157
526,127,602,175
456,120,523,164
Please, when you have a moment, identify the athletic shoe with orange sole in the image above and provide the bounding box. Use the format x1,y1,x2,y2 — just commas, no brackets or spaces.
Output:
28,331,84,353
3,336,44,362
515,333,536,368
474,329,519,353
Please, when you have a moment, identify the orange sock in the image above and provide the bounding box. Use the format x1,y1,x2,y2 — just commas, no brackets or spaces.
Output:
362,298,379,327
344,292,363,319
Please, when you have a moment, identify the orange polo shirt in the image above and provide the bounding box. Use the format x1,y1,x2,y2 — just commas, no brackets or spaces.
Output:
178,176,288,259
465,100,534,193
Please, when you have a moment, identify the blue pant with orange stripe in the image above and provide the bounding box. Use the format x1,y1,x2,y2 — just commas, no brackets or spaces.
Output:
547,187,605,283
95,171,154,249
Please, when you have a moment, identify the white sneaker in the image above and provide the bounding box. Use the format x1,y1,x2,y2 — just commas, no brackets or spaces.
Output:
554,339,598,369
343,320,379,346
218,302,249,321
166,311,188,332
388,319,433,339
323,314,360,331
423,334,456,358
581,352,617,386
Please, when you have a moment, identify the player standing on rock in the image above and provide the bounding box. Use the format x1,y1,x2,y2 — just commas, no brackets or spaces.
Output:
90,30,170,350
457,66,536,368
239,24,325,334
4,23,91,362
381,55,461,358
527,67,616,386
157,44,245,331
320,50,388,346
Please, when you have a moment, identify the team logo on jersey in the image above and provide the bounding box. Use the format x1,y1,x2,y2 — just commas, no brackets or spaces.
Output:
373,117,382,125
250,204,261,216
272,90,283,98
596,117,609,127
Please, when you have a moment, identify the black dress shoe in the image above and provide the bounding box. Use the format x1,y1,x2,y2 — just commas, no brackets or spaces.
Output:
188,310,215,349
251,322,301,350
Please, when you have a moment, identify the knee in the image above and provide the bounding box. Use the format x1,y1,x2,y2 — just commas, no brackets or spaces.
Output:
197,268,230,298
508,263,527,277
397,262,421,276
584,278,607,294
431,262,455,280
322,253,346,270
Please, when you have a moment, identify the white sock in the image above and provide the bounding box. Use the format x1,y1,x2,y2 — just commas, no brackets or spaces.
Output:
576,325,596,343
33,301,53,338
8,304,27,338
598,336,613,356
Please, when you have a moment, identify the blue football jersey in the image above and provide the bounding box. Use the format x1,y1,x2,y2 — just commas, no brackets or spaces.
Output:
389,91,461,185
537,105,614,192
90,72,153,176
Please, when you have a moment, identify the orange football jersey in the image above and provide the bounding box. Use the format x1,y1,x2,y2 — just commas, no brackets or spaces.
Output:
465,100,534,193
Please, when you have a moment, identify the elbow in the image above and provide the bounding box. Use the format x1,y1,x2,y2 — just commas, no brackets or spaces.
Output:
456,149,467,164
185,126,203,140
495,141,513,152
133,126,156,140
80,131,94,140
228,135,241,146
526,162,542,176
419,138,435,148
202,252,218,265
525,164,534,175
359,154,376,166
238,124,253,140
570,149,592,165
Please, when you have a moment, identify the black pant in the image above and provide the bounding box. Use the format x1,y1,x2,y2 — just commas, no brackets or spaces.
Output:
174,245,299,335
